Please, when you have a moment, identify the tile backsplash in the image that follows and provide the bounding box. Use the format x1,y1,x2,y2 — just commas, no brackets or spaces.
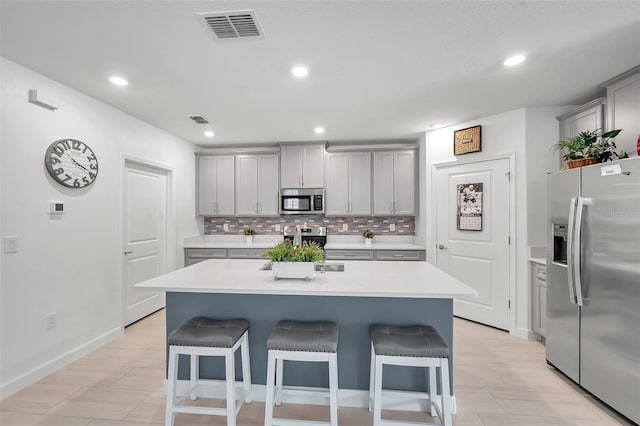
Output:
204,216,415,235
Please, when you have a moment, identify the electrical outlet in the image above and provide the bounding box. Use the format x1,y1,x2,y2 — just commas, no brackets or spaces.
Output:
275,224,281,232
46,312,57,330
389,223,396,231
223,223,229,231
4,236,18,253
342,224,348,231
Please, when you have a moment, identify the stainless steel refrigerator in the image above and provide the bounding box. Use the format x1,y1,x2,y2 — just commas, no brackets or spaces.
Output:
547,156,640,424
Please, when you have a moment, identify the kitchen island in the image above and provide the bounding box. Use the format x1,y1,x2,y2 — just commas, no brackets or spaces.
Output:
135,259,476,399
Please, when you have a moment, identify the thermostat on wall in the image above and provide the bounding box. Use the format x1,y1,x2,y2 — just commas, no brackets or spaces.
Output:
48,201,64,214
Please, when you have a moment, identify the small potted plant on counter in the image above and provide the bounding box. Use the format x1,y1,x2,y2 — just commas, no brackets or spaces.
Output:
362,230,374,247
263,241,325,280
244,228,256,245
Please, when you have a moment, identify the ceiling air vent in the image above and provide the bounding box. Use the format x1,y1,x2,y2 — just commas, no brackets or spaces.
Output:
196,10,265,40
189,116,210,124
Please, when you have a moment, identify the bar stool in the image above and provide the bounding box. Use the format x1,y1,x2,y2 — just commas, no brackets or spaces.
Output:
369,324,452,426
264,320,339,426
165,317,251,426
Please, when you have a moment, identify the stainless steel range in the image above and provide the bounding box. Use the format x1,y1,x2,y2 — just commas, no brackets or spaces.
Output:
282,225,327,249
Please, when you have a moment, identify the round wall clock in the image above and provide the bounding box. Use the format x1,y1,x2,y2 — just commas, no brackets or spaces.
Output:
44,139,99,188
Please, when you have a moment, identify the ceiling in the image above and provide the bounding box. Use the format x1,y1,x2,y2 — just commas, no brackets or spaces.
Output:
1,1,639,147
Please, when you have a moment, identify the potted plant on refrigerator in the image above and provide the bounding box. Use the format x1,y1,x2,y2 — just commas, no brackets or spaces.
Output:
555,129,627,169
263,241,325,280
243,228,256,245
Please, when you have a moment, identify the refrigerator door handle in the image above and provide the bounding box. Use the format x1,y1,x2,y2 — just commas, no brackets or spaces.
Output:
574,197,590,307
566,198,577,304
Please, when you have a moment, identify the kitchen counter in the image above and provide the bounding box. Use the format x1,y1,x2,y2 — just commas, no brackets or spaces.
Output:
529,257,546,265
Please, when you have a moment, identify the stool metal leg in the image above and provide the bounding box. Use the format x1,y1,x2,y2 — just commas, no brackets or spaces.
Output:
165,346,178,426
264,350,276,426
373,355,383,426
328,352,339,426
440,359,452,426
274,357,284,406
240,332,252,403
190,354,198,400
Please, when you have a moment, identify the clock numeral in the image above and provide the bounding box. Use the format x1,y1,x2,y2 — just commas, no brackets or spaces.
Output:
61,140,71,150
90,163,98,170
51,157,61,165
73,179,81,187
82,177,90,185
62,174,72,183
89,172,96,179
72,140,82,150
54,168,64,175
53,146,65,157
87,154,96,162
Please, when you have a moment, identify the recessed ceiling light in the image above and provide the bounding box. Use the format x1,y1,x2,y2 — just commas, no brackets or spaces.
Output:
204,131,215,137
291,66,309,78
430,123,445,129
503,55,526,67
314,127,325,134
108,76,129,86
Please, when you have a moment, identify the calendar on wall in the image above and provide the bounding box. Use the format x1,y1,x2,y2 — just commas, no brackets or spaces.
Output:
457,182,483,231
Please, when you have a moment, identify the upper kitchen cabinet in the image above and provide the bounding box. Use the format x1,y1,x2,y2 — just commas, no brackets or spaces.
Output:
197,155,235,216
235,154,279,216
280,143,325,188
325,152,371,216
602,66,640,156
373,150,415,215
556,98,606,169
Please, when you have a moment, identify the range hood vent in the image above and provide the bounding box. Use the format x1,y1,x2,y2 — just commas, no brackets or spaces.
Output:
196,10,265,40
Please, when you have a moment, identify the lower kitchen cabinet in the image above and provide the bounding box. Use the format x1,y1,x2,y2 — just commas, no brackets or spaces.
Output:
325,249,425,261
185,248,228,266
228,248,267,259
531,262,547,338
375,250,425,261
325,249,374,261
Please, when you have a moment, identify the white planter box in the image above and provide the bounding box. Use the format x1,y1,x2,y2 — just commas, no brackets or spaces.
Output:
272,262,315,281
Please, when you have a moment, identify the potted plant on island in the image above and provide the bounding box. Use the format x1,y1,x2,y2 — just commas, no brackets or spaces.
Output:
555,129,627,169
362,230,374,247
243,228,256,245
263,241,325,280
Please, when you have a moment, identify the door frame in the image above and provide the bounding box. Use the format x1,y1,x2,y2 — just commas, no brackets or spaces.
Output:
119,154,175,327
430,153,517,334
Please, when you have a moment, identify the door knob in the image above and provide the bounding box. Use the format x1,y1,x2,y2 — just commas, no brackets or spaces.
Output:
438,244,447,250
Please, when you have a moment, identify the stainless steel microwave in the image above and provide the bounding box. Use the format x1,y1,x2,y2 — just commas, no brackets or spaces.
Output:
279,188,324,215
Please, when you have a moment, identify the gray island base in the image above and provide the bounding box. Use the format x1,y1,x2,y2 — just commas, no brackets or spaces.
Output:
135,259,477,397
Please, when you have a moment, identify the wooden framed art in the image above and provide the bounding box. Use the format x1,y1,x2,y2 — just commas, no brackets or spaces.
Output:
453,125,481,155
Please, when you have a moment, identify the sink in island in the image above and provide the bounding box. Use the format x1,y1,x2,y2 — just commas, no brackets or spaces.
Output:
135,259,477,401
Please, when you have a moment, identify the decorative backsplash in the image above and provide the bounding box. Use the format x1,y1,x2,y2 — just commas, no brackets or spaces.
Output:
203,216,415,235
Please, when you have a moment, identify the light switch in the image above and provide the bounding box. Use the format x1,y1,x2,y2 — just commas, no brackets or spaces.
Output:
4,236,18,253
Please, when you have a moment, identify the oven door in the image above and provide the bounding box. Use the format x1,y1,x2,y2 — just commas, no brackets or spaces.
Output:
280,195,312,214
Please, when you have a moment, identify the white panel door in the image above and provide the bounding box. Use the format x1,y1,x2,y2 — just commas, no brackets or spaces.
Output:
435,158,511,330
393,151,415,215
236,155,259,216
349,152,371,215
373,152,394,215
123,161,167,326
326,153,349,215
258,154,279,215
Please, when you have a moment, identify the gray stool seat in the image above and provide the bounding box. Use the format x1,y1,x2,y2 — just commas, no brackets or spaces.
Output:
370,324,449,358
168,317,249,348
267,320,338,353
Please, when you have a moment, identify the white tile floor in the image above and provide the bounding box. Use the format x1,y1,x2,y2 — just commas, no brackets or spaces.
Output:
0,310,633,425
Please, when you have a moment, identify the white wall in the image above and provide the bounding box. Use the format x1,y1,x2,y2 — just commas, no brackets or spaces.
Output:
419,106,571,339
0,58,199,398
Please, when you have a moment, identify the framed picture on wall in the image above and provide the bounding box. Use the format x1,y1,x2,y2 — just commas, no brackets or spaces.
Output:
453,125,481,155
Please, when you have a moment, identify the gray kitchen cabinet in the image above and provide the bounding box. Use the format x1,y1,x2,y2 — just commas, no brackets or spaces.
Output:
235,154,279,216
556,98,605,169
280,144,325,188
603,66,640,156
197,155,235,216
228,248,267,259
325,152,371,216
373,150,415,215
531,262,547,338
185,248,228,266
325,249,374,261
375,250,424,261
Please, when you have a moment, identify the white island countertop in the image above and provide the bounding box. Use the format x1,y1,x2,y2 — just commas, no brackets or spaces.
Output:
135,259,477,299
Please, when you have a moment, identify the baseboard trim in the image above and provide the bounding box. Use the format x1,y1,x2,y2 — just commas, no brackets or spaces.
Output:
170,379,457,413
514,327,538,341
0,326,123,399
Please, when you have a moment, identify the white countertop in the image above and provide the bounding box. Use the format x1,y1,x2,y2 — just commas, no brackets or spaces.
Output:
529,257,546,265
183,236,425,251
185,241,276,249
135,259,477,299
